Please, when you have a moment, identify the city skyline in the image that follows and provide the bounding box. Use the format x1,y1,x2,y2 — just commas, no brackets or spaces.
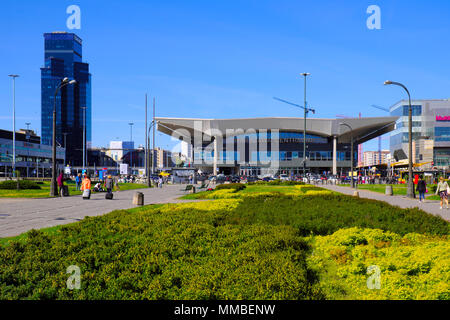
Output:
2,1,450,153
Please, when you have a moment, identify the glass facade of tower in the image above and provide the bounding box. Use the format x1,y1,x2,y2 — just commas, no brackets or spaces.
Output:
41,32,91,166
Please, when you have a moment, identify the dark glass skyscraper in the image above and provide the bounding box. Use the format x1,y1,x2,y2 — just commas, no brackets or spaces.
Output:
41,32,91,166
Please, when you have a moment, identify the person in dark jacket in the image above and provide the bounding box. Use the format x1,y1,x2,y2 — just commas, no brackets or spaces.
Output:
416,176,427,203
104,175,114,193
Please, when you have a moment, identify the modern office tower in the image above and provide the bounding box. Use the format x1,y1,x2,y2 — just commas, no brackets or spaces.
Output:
41,32,91,166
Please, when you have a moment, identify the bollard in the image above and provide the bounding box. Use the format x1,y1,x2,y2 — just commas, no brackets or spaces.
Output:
385,185,393,196
191,186,196,194
133,192,144,206
353,191,359,197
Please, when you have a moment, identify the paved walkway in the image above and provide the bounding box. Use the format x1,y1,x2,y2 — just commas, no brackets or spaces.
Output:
319,184,450,221
0,185,195,238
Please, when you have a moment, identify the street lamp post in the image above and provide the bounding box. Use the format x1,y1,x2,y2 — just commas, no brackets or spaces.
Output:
340,123,355,189
145,94,148,185
25,122,31,178
301,73,310,177
51,78,76,197
384,80,414,198
147,120,158,187
8,75,19,178
152,97,156,176
129,122,134,172
81,106,87,172
63,132,68,167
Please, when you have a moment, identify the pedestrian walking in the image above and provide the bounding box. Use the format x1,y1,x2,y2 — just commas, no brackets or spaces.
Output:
114,176,120,191
57,171,64,197
416,176,427,203
81,174,92,200
104,175,115,200
75,173,82,191
104,175,114,194
158,176,163,188
435,176,449,210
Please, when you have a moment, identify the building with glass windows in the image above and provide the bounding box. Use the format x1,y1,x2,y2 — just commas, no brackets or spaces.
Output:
41,32,91,166
0,129,65,177
155,116,398,176
389,99,450,169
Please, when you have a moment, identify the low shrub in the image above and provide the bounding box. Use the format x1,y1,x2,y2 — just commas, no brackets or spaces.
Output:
0,201,324,300
215,183,246,192
0,180,41,190
280,181,305,186
308,227,450,300
249,180,305,186
216,194,449,237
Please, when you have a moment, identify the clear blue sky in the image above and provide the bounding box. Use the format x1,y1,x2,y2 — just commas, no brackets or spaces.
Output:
1,0,450,153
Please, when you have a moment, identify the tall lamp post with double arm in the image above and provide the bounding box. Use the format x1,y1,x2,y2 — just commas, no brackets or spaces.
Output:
51,78,76,197
8,74,19,178
384,80,414,199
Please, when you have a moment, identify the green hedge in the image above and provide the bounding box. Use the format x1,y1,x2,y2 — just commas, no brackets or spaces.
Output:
270,180,305,186
215,183,246,192
216,194,449,237
0,180,41,190
0,206,324,300
248,180,305,186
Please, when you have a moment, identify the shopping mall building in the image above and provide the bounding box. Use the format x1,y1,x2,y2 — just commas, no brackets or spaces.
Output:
389,99,450,169
156,116,398,176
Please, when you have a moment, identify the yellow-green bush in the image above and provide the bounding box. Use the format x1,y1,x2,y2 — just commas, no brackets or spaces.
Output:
307,227,449,300
202,189,242,199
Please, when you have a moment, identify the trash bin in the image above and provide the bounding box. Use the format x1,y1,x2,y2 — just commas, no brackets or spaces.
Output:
133,192,144,206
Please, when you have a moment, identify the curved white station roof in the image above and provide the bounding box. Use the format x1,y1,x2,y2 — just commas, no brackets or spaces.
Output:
155,116,398,144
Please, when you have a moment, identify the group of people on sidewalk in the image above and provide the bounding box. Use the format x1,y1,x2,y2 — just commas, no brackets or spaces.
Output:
56,172,119,200
415,176,449,210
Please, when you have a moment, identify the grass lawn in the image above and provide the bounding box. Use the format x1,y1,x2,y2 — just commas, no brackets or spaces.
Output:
0,181,149,198
340,184,441,201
